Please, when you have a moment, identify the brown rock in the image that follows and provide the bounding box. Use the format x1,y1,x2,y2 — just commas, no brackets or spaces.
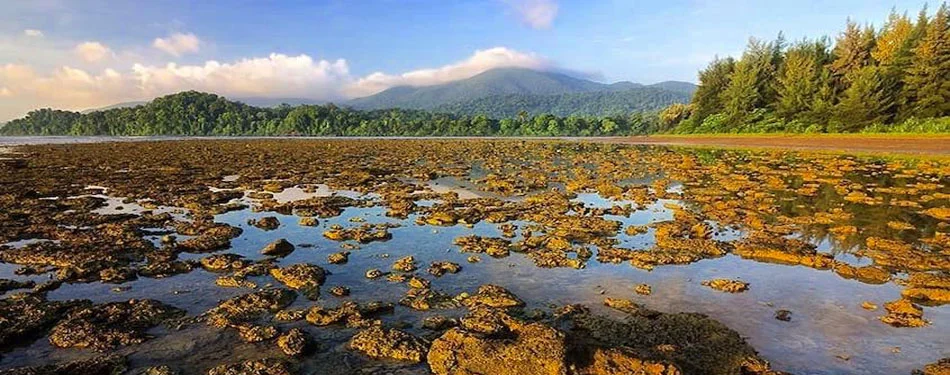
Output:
393,256,418,272
200,254,248,272
428,261,462,277
261,239,295,257
461,284,524,309
881,299,928,327
348,326,429,363
634,284,652,295
327,251,349,264
427,322,568,375
579,348,681,375
915,357,950,375
236,324,278,343
205,289,296,328
207,358,290,375
701,279,749,293
276,328,309,356
251,216,280,230
49,299,185,351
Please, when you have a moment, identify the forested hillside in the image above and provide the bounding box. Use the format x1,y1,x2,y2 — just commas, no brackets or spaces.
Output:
431,87,690,118
664,3,950,133
0,91,665,136
347,67,694,115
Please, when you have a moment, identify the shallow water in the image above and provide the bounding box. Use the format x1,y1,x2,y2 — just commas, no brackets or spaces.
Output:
1,140,948,375
1,181,947,375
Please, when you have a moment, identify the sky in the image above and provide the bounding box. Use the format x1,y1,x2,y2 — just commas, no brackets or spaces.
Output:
0,0,931,121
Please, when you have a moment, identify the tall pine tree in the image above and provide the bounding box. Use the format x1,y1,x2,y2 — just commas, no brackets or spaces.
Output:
720,38,779,126
775,39,832,121
829,21,877,94
690,57,735,125
832,66,892,130
872,10,916,121
902,3,950,119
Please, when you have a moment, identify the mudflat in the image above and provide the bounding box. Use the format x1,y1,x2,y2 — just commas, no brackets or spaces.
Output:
610,135,950,156
0,139,947,375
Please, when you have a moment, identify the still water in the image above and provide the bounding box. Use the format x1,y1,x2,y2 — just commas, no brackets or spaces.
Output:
1,178,946,375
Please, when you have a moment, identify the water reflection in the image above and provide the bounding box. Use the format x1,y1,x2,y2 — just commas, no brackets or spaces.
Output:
0,173,947,375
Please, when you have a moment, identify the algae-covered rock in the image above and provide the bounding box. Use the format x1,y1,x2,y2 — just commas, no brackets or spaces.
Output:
578,348,681,375
236,324,278,343
428,322,568,375
880,298,928,327
701,279,749,293
392,256,418,272
428,261,462,277
305,301,394,328
205,289,296,328
199,253,249,272
914,357,950,375
269,263,326,300
460,284,524,309
207,358,290,375
277,328,309,356
261,239,295,257
349,326,429,363
49,299,185,351
250,216,280,230
0,355,127,375
327,251,349,264
0,294,91,349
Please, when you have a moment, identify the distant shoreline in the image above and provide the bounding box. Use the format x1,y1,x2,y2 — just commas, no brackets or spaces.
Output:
3,134,949,156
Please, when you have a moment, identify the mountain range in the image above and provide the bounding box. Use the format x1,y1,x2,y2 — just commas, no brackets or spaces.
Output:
82,68,695,118
347,68,695,117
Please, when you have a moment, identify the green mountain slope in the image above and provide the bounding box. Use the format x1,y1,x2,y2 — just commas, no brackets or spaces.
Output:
432,87,691,118
347,67,695,116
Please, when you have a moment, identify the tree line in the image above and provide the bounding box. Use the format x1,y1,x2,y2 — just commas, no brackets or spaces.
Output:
431,87,690,119
665,3,950,133
0,91,666,136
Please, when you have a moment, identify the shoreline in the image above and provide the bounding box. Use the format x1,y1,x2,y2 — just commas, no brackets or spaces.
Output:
3,134,950,156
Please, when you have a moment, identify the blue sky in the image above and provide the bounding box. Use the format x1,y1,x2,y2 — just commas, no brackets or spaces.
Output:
0,0,931,120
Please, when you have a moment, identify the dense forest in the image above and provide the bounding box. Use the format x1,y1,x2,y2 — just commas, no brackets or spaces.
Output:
665,3,950,133
346,67,693,114
0,91,665,136
431,87,689,118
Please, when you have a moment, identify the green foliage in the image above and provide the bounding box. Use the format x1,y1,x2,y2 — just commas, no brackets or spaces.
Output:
832,66,892,130
773,38,834,123
347,67,694,116
691,57,735,124
902,3,950,119
659,103,692,131
430,88,690,118
0,91,665,137
719,38,781,127
670,2,950,134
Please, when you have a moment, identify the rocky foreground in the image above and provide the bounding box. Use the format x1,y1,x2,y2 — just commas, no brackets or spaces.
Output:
0,139,948,374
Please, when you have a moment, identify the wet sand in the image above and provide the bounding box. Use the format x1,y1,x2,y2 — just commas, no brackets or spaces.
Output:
606,135,950,156
4,134,950,156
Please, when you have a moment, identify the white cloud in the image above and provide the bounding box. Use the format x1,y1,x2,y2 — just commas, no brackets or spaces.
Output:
503,0,558,29
347,47,549,97
0,63,129,115
131,53,350,98
152,32,201,57
73,41,113,63
0,46,570,121
23,29,44,38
